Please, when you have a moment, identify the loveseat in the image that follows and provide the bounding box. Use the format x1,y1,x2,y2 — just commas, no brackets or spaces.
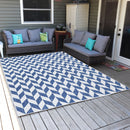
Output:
2,28,55,55
64,30,110,65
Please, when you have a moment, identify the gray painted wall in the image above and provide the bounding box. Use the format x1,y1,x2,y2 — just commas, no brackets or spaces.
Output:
0,0,98,40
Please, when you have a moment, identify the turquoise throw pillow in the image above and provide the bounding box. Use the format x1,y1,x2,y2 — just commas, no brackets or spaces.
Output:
12,34,23,44
85,38,96,51
40,32,48,42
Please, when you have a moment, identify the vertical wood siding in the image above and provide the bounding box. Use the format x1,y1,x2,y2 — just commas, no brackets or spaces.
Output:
88,0,99,33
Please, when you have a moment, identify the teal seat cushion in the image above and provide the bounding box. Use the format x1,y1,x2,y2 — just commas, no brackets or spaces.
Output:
12,34,23,44
85,38,96,51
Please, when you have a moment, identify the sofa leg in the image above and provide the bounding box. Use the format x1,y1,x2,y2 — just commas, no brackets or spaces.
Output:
6,54,8,57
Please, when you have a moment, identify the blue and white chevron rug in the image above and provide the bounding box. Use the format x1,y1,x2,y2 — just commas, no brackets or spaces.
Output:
0,52,128,117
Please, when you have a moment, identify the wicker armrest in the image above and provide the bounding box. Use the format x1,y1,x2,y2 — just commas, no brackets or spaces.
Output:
1,31,8,49
63,38,72,43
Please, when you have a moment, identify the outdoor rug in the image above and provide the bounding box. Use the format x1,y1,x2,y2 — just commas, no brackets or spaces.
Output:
0,52,128,117
103,60,129,71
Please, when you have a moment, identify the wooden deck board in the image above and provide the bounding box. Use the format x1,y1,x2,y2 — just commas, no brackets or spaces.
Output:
104,95,130,116
0,115,2,130
31,113,47,130
85,100,114,124
110,94,130,111
64,105,91,130
18,118,24,130
39,111,58,130
48,109,69,130
92,98,121,121
120,93,130,101
124,126,130,130
117,93,130,104
98,96,128,119
21,116,36,130
71,103,99,129
97,118,130,130
56,107,80,130
79,101,107,127
0,75,14,130
121,91,130,99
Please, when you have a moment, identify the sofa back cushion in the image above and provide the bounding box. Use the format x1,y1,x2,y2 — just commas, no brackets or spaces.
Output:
43,28,55,42
3,30,13,45
80,32,96,46
94,35,110,53
14,28,29,42
28,29,41,42
71,30,85,44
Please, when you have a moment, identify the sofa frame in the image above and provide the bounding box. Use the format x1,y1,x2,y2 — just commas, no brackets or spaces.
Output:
2,31,55,55
63,38,110,65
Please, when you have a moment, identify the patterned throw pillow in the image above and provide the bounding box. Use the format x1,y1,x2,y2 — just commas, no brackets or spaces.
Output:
40,32,48,42
12,34,23,44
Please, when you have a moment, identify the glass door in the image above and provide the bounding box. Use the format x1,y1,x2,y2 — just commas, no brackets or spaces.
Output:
114,0,130,66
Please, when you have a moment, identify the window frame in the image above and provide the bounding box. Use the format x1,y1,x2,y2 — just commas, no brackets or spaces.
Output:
20,0,54,24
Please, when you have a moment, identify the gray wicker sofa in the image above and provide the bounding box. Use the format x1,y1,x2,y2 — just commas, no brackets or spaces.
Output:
2,28,55,55
64,30,110,65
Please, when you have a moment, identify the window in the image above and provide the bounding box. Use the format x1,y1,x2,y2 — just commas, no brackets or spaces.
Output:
20,0,54,24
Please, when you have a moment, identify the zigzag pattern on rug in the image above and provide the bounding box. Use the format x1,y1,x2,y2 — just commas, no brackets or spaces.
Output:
0,52,128,116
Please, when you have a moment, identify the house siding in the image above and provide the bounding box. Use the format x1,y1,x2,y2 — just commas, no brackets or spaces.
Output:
88,0,99,33
0,0,72,40
0,0,99,40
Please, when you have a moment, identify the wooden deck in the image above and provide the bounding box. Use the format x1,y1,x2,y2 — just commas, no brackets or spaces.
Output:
0,65,130,130
18,91,130,130
0,115,2,130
